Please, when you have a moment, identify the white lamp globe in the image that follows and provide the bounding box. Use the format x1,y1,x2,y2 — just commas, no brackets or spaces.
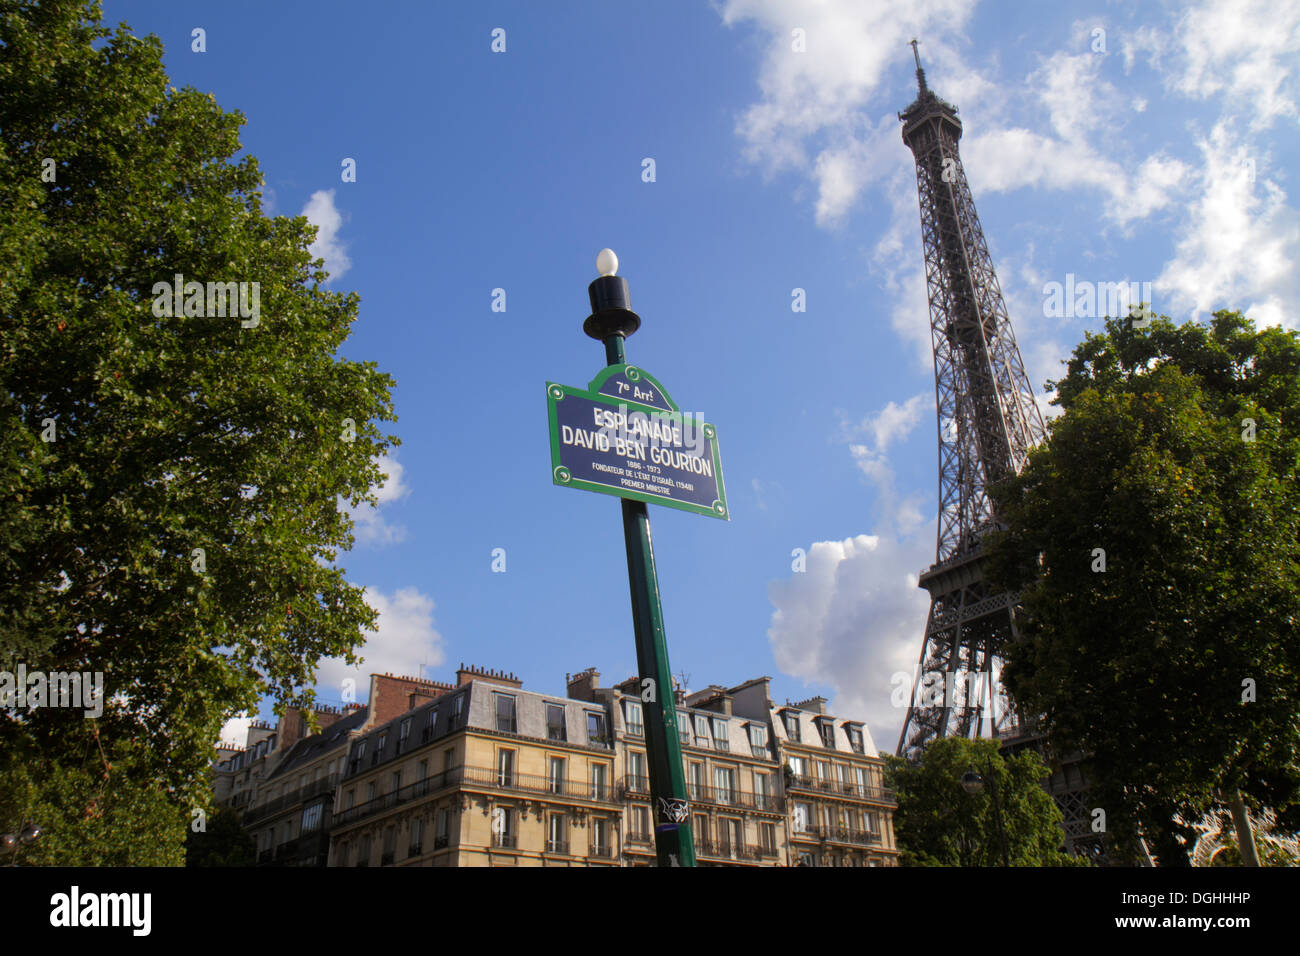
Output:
596,248,619,277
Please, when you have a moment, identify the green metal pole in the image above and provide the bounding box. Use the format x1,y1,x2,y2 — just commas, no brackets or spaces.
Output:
583,255,697,867
601,331,696,867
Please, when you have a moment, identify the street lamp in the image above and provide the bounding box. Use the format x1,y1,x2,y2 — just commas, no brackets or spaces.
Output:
961,764,1010,867
3,821,43,865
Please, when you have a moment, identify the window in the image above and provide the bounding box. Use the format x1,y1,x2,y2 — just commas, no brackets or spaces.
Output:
748,723,767,756
590,762,609,800
344,789,354,810
783,712,801,742
677,711,690,744
409,816,423,856
713,766,737,805
377,732,387,755
338,841,351,866
815,761,830,788
711,717,729,752
435,808,450,846
628,751,647,790
382,826,397,864
724,818,742,852
391,770,401,794
547,704,567,741
693,715,710,747
631,806,649,838
754,772,771,808
547,813,567,853
624,700,644,736
492,807,515,847
760,822,777,852
549,756,565,795
788,755,806,777
846,725,865,754
444,748,456,772
417,759,428,782
693,814,709,842
450,694,464,728
424,707,438,740
357,834,371,867
495,693,517,734
355,739,367,766
301,803,323,833
591,818,609,854
855,766,869,795
587,711,608,745
498,749,515,787
365,782,376,802
817,719,836,749
399,717,411,751
688,762,704,800
793,802,811,833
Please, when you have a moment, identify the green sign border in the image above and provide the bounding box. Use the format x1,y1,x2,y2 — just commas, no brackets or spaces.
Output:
546,364,729,520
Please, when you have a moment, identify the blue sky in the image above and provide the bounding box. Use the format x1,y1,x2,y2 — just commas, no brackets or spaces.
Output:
99,0,1300,754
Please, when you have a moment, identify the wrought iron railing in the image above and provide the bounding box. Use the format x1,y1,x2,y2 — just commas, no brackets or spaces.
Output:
545,839,568,854
785,774,895,803
244,773,339,824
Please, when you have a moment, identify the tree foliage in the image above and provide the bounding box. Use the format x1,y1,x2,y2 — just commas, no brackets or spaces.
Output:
986,310,1300,865
0,0,397,863
884,737,1083,866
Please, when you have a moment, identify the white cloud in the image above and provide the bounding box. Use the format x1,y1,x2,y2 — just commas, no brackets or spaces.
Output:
1171,0,1300,129
302,189,352,282
1156,121,1300,330
767,531,934,752
719,0,980,224
316,586,445,697
219,712,252,747
347,451,410,547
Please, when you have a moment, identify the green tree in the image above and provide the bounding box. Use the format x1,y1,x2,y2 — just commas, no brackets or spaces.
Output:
986,310,1300,866
884,737,1084,866
184,804,256,867
0,0,397,863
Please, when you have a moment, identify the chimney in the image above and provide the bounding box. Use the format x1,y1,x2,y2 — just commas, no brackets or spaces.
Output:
455,663,522,690
364,672,458,730
566,667,600,702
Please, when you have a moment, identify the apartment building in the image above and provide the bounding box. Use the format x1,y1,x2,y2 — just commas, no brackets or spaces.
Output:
771,695,899,866
328,664,623,867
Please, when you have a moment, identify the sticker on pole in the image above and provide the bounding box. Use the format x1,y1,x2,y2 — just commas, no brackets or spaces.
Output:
658,797,690,825
546,364,728,520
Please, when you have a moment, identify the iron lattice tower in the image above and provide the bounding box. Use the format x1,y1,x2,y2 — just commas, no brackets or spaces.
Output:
895,41,1045,761
893,44,1099,858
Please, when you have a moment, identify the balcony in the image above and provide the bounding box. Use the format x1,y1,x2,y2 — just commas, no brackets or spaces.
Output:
589,845,613,859
626,831,652,845
492,834,517,849
409,842,422,857
244,773,339,825
434,835,449,850
622,775,650,796
333,764,623,830
682,783,783,813
380,850,395,865
792,825,882,847
545,839,569,854
785,774,895,804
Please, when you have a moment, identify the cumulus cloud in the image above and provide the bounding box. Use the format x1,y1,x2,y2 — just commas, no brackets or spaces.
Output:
347,451,410,547
219,712,252,747
768,532,934,752
302,189,352,282
315,586,445,698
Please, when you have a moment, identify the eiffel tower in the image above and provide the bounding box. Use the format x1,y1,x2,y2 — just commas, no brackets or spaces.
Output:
892,43,1098,856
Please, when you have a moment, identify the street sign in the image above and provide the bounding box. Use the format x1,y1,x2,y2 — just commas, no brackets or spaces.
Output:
546,364,728,519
